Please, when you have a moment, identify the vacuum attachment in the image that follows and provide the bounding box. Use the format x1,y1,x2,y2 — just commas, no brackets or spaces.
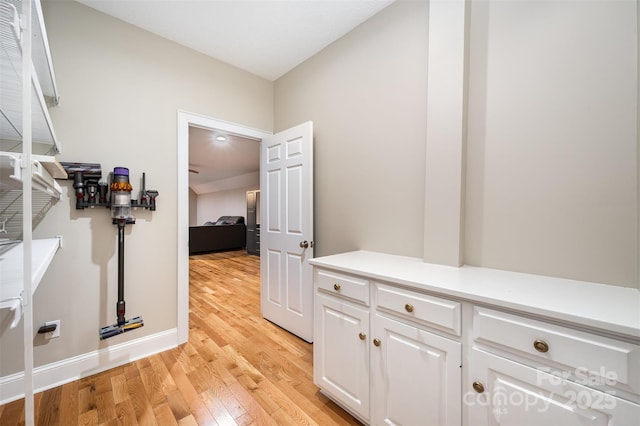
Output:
99,316,144,340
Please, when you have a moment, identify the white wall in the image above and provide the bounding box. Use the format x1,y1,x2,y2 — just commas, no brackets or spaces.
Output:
0,0,273,378
196,186,258,225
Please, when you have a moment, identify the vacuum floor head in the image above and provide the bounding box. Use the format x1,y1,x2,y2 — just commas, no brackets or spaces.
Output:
99,316,144,340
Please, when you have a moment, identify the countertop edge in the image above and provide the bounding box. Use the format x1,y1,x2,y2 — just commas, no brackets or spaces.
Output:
309,251,640,340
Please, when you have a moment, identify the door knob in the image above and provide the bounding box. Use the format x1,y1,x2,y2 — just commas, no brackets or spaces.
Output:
299,241,309,248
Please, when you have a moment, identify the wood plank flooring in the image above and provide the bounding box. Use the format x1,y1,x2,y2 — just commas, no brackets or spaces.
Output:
0,250,361,425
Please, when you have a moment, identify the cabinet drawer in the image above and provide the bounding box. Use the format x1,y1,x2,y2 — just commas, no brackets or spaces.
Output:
316,269,369,305
375,283,461,336
473,307,640,394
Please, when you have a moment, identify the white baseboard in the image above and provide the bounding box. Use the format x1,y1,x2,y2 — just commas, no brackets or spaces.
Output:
0,328,178,405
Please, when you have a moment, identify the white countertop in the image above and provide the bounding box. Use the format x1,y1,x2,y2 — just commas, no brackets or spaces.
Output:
0,237,61,328
309,251,640,340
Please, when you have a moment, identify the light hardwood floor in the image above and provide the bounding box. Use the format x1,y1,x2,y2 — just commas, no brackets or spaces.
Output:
0,250,361,425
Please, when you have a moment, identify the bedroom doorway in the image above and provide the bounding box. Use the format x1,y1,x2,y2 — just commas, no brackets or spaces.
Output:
177,111,271,344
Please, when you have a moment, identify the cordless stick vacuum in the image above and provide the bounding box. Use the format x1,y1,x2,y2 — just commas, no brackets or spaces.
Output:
65,163,158,340
99,167,144,340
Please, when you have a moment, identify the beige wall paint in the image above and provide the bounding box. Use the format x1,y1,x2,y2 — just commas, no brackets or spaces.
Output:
465,0,638,287
275,0,429,258
276,0,638,288
0,0,272,376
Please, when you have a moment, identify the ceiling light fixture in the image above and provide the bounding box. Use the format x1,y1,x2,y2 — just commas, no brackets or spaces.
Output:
216,136,226,141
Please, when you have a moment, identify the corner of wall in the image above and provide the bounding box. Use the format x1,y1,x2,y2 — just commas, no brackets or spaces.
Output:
636,0,640,291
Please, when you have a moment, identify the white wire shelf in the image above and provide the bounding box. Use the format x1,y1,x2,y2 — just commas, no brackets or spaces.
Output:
1,0,60,153
0,237,61,328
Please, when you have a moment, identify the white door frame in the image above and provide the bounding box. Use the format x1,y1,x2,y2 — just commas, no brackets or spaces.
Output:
176,110,271,344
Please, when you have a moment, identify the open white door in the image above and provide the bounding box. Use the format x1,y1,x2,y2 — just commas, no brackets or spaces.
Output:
260,121,314,342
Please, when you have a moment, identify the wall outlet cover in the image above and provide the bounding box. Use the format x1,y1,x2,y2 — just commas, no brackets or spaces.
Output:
44,320,60,339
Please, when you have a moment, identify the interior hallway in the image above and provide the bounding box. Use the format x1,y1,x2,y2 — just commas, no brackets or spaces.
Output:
0,250,360,425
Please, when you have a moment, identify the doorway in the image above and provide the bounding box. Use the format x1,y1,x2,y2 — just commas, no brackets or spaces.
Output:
177,111,271,344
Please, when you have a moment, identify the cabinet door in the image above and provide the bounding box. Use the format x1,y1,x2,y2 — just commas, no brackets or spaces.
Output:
371,314,462,426
466,348,640,426
314,293,370,421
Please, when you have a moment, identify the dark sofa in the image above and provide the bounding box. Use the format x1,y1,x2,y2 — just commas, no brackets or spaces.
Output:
189,216,246,255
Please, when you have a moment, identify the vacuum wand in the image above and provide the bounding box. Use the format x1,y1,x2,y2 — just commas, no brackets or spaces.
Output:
99,220,144,339
116,219,126,326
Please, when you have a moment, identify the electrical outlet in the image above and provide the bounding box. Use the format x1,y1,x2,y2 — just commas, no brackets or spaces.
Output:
44,320,60,339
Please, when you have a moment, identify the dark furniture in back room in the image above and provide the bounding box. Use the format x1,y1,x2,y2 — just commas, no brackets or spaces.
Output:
246,190,260,256
189,216,246,255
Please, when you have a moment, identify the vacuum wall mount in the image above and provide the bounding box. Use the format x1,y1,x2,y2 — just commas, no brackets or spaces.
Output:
61,163,159,340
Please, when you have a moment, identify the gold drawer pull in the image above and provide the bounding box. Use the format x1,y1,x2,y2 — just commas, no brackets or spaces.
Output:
333,283,341,291
472,381,485,393
405,303,414,313
358,332,366,341
533,339,549,353
373,338,381,347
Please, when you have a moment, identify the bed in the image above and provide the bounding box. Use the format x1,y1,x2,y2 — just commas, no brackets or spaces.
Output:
189,216,246,255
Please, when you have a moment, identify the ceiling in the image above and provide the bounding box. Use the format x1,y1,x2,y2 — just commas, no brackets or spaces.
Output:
74,0,395,82
188,127,260,193
72,0,394,192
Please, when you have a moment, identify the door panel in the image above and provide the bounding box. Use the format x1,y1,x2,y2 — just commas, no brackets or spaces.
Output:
267,169,281,232
372,314,462,426
286,165,303,233
266,249,282,305
314,293,370,421
286,251,303,313
261,122,314,342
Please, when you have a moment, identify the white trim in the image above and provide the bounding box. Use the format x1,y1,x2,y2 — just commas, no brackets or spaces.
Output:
0,328,178,405
176,110,271,345
423,0,469,266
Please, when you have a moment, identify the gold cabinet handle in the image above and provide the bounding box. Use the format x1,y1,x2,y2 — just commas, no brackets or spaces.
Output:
405,303,414,313
373,338,381,347
333,283,341,291
358,332,366,341
533,339,549,353
472,381,485,393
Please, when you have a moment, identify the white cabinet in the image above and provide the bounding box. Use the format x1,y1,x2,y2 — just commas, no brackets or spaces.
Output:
314,269,371,422
371,313,461,425
467,307,640,426
467,349,640,426
313,268,463,425
310,251,640,426
315,293,370,421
